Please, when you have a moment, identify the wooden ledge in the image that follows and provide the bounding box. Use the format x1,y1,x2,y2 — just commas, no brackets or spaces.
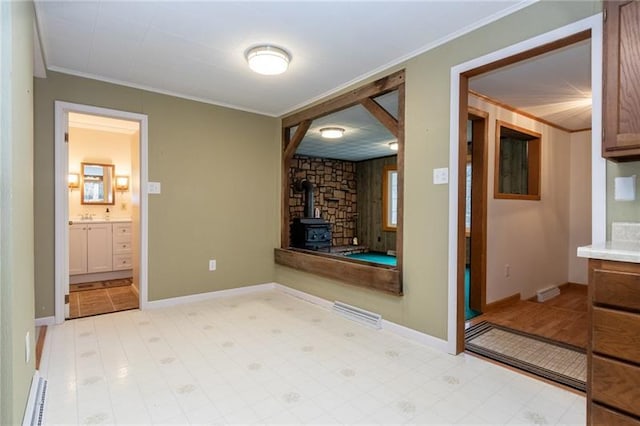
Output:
274,248,402,296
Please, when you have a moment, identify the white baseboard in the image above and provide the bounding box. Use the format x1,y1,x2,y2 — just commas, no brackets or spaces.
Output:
382,319,449,352
144,283,276,309
273,282,448,353
137,280,448,353
35,316,55,327
273,283,333,309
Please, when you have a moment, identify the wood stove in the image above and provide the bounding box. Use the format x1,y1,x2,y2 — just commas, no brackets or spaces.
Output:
290,179,332,251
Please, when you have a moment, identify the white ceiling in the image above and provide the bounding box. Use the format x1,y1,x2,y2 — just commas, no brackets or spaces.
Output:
296,91,398,162
469,39,592,131
69,112,140,135
35,1,592,163
34,0,533,117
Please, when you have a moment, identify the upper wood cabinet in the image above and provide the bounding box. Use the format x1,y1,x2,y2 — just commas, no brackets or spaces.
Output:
603,1,640,160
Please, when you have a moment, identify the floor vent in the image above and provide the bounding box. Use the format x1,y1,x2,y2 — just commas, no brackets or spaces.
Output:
332,301,382,329
23,374,47,426
536,285,560,303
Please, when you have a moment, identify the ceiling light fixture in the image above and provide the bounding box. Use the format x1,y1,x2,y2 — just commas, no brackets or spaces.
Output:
389,141,398,151
319,127,345,139
246,45,290,75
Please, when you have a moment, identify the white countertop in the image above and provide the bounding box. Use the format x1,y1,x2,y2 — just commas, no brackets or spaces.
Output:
69,218,131,224
577,240,640,264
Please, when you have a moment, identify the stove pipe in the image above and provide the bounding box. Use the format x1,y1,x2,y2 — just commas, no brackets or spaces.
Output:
295,179,315,218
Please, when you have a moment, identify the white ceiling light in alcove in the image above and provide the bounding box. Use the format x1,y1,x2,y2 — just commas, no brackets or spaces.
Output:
245,45,291,75
320,127,345,139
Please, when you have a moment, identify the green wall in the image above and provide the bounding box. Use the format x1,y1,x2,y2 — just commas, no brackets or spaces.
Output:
276,0,601,340
34,72,280,317
1,1,36,423
607,160,640,237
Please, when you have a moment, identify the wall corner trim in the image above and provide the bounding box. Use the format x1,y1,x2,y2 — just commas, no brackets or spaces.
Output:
34,317,55,327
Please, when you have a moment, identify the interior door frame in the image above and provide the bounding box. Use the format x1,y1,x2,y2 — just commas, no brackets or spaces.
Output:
467,107,489,314
54,101,149,324
447,14,606,354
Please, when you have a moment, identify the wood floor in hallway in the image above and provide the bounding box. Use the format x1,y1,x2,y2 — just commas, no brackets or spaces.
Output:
467,283,588,349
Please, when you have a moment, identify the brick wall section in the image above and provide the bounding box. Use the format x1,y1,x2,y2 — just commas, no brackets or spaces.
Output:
289,155,357,246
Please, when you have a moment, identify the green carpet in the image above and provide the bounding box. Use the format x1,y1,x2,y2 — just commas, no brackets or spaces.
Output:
465,267,481,320
346,252,397,266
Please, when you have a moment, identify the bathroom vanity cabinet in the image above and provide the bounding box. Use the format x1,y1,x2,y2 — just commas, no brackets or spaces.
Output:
603,0,640,160
69,221,132,277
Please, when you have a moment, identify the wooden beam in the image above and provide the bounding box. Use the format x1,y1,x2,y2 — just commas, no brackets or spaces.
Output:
282,70,405,128
463,30,591,79
360,97,398,137
274,248,402,295
284,119,311,160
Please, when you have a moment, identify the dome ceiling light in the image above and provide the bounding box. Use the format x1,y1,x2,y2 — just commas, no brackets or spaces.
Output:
319,127,345,139
246,45,291,75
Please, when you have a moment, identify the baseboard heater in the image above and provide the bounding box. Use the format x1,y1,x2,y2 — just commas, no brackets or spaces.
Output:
536,285,560,302
23,373,47,426
332,301,382,329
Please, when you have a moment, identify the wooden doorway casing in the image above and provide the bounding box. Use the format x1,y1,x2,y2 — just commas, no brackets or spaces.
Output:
467,108,489,315
454,30,592,354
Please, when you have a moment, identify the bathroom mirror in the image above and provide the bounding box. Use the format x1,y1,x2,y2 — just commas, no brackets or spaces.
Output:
81,162,115,205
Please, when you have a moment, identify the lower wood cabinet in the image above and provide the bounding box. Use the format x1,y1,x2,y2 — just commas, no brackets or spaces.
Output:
588,259,640,425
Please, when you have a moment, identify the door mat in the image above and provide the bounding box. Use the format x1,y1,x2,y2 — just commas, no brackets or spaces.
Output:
465,321,586,391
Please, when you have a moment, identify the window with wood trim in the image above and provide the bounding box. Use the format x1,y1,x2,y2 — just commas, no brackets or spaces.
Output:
382,165,398,231
495,121,541,200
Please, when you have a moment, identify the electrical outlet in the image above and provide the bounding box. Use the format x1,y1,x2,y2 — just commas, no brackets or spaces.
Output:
25,331,30,363
504,264,511,278
209,259,216,271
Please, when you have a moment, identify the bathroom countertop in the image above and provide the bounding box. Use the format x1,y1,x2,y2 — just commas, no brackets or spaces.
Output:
69,218,131,224
577,241,640,264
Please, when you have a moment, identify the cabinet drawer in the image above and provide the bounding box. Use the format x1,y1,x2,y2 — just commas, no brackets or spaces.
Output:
112,254,132,271
591,402,640,426
113,241,132,254
113,223,132,236
593,307,640,364
592,355,640,417
593,268,640,311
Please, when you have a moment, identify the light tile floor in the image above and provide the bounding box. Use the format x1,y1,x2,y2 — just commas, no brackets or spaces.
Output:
39,289,585,425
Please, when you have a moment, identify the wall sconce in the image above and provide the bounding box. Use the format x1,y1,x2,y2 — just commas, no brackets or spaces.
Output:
115,175,129,191
68,173,80,189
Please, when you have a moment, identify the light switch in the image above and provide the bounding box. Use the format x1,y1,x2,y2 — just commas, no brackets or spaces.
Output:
148,182,161,194
433,168,449,185
614,175,636,201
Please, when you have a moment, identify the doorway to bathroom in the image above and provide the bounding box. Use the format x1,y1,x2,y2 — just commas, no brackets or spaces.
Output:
54,102,149,323
67,112,139,318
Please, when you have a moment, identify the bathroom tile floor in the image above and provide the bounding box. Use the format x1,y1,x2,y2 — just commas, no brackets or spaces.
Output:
39,288,585,425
